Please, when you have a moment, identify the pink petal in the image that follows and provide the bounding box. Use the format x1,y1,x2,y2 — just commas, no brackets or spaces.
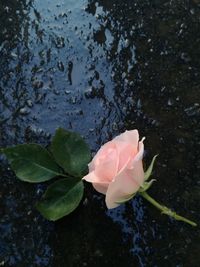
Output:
83,141,119,184
114,140,136,172
127,137,145,186
133,137,145,162
131,160,145,187
82,173,109,194
114,130,139,147
93,182,109,195
92,141,116,168
94,144,119,182
105,159,144,209
82,171,101,183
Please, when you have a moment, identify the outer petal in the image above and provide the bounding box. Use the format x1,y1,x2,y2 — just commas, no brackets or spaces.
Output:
83,141,119,184
83,172,109,194
93,146,119,182
105,161,144,209
114,130,139,148
114,140,136,172
132,137,145,163
93,182,109,195
91,141,116,167
83,171,101,184
127,137,145,186
131,160,145,187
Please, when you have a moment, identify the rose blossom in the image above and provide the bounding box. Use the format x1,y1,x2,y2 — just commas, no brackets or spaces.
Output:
83,130,145,209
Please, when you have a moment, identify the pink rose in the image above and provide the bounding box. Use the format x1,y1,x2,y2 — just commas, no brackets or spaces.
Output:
83,130,145,209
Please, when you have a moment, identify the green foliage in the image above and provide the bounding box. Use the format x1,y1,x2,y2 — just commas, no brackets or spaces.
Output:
36,179,84,221
139,179,156,192
0,128,91,220
1,144,63,183
51,128,91,177
144,155,158,181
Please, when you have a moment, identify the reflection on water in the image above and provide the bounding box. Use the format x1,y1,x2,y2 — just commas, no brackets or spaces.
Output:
0,0,200,266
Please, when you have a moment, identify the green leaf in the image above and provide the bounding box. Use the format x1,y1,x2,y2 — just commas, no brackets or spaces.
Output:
36,179,84,221
2,144,63,183
144,155,158,181
51,128,91,177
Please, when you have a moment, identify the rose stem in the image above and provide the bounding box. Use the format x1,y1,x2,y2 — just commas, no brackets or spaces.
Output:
139,191,197,227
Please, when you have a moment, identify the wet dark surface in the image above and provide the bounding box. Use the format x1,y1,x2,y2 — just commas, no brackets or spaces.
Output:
0,0,200,266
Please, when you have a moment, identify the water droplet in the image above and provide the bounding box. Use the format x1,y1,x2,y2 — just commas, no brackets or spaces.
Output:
26,100,33,108
19,107,30,115
57,61,65,71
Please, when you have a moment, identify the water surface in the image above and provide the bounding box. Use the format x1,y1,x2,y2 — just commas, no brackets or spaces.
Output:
0,0,200,266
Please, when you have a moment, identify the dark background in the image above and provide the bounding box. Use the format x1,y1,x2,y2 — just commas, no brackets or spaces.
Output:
0,0,200,266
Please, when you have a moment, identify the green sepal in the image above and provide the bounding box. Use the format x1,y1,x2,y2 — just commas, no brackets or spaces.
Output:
144,155,158,181
139,179,156,192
